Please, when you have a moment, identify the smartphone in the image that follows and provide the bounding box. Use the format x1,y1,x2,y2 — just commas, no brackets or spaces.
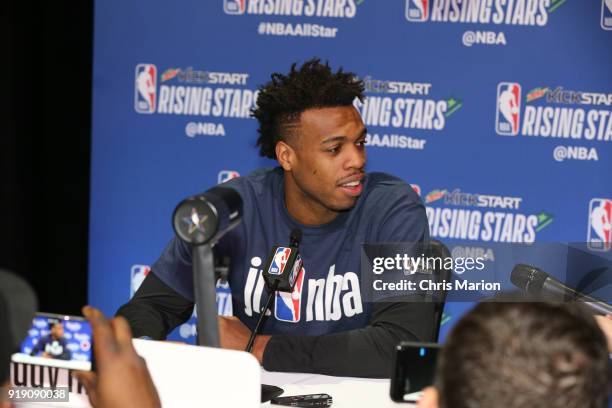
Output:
390,341,441,403
271,393,333,407
11,312,94,371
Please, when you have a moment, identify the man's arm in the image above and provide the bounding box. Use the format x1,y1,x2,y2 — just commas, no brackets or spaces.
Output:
116,272,194,339
261,298,435,378
29,338,45,356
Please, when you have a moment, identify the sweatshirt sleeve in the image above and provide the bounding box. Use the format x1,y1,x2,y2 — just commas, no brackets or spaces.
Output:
116,272,194,340
262,297,435,378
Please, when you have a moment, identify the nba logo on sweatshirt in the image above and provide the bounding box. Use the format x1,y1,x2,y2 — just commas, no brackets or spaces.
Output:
274,267,305,323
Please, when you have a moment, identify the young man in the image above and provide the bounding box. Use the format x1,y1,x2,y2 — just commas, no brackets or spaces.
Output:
29,321,71,360
117,59,434,378
418,301,611,408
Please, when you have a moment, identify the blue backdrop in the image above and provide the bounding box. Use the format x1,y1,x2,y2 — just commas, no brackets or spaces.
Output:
89,0,612,343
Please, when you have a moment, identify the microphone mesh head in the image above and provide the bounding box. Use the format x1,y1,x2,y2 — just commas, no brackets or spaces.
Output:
510,264,549,294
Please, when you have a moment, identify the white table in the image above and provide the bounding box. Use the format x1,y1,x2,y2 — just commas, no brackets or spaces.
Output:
13,369,415,408
261,370,415,408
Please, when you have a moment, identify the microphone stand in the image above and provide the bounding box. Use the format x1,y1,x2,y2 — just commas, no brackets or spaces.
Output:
192,244,282,401
193,244,220,347
245,288,275,352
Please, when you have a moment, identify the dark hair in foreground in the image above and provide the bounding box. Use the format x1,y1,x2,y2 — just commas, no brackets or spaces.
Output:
251,58,365,159
437,300,610,408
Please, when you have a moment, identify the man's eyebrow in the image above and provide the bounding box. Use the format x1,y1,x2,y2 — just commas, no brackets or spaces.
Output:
321,136,347,145
321,128,367,144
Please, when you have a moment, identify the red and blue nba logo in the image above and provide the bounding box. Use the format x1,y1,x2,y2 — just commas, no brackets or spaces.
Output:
495,82,521,136
602,0,612,30
224,0,246,15
218,170,240,184
410,184,421,196
405,0,428,22
275,266,305,323
135,64,157,114
131,264,151,296
289,255,303,287
268,247,292,275
588,198,612,251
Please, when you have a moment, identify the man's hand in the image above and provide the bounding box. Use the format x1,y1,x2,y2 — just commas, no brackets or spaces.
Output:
218,316,271,364
74,306,161,408
594,314,612,352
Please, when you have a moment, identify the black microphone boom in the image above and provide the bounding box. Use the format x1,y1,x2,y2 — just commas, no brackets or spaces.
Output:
172,186,243,348
511,264,612,315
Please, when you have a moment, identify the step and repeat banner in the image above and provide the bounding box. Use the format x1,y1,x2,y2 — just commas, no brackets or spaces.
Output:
90,0,612,342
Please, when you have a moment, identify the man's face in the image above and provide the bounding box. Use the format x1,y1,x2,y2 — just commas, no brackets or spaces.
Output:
51,323,64,339
289,106,367,214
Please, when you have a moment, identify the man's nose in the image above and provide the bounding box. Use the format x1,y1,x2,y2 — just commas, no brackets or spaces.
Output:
344,143,366,170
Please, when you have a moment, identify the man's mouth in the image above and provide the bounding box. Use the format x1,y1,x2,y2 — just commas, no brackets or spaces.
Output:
338,178,364,197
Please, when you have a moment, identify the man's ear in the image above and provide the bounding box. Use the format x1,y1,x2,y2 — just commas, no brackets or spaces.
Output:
276,140,295,172
417,387,439,408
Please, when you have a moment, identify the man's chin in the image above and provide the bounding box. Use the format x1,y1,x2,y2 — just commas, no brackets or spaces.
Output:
328,197,359,212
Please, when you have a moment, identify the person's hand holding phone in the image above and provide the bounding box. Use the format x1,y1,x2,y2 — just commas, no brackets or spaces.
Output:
74,306,161,408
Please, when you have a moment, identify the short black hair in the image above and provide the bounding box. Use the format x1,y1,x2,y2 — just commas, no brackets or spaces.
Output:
436,301,610,408
251,58,365,159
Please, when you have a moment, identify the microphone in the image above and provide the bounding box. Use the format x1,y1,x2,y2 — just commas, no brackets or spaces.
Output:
511,264,612,315
245,228,303,353
262,228,304,293
172,186,242,246
172,186,242,348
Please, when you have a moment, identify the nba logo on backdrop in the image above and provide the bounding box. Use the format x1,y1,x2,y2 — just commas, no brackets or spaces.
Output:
224,0,246,14
130,264,151,296
405,0,428,22
218,170,240,184
495,82,521,136
275,267,305,323
588,198,612,251
134,64,157,114
602,0,612,30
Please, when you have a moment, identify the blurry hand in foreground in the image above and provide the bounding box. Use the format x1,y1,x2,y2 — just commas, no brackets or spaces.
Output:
594,314,612,352
74,306,161,408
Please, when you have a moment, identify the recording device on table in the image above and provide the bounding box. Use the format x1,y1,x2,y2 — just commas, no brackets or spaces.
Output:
271,393,333,407
11,312,94,371
511,264,612,315
390,342,441,403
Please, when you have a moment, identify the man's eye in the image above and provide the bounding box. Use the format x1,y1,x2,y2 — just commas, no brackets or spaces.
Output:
356,140,366,148
327,146,340,153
